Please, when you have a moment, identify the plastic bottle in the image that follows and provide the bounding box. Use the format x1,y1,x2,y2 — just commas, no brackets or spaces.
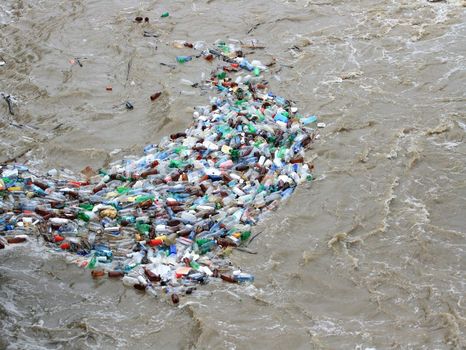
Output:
301,115,317,125
122,276,139,287
233,271,254,283
176,56,192,64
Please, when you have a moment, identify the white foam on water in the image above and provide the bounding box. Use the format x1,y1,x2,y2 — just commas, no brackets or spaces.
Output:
457,120,466,132
431,140,463,150
0,3,14,25
404,195,430,227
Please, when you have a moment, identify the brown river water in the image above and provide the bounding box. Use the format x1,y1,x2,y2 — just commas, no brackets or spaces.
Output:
1,0,465,349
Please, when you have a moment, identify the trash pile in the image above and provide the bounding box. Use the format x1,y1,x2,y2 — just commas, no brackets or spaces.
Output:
0,40,320,304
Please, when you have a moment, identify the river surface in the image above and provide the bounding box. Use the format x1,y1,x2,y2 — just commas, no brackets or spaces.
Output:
1,0,465,349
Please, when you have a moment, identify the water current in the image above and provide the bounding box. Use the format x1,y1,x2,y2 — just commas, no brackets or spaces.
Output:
1,0,465,349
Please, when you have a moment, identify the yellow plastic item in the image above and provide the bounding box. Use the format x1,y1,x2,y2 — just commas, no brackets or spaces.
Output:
221,145,231,154
100,208,117,219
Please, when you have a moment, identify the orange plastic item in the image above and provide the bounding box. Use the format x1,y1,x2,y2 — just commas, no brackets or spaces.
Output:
148,238,164,247
91,270,105,278
53,235,65,243
60,242,70,250
68,181,87,188
175,266,191,278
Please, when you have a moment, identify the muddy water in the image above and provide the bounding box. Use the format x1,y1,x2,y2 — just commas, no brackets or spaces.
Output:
1,0,466,349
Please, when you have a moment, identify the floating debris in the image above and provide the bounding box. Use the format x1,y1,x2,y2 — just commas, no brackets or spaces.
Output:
0,41,320,304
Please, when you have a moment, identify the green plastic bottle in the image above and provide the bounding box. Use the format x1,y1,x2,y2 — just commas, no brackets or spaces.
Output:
174,146,188,154
190,260,200,270
256,111,265,122
77,211,90,222
87,255,97,269
176,56,192,64
117,186,129,194
230,149,240,161
136,195,154,203
79,203,94,211
241,231,251,241
169,159,185,168
277,147,286,159
136,222,151,235
247,123,257,134
196,238,211,246
218,42,229,53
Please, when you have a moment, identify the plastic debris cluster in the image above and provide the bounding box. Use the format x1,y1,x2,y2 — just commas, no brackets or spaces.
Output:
0,40,319,303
